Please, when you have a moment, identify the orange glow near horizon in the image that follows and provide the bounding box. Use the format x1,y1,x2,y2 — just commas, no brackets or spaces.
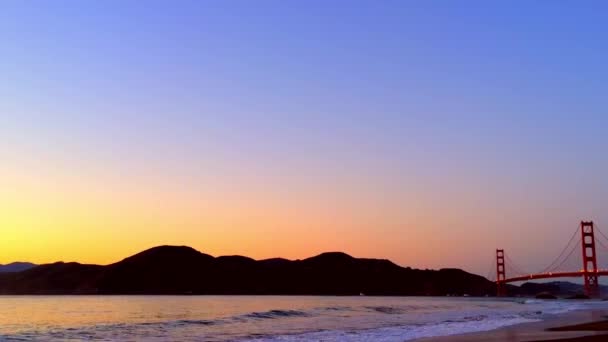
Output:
0,150,462,269
1,145,600,279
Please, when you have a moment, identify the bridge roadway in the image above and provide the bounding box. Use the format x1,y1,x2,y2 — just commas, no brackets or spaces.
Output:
502,270,608,283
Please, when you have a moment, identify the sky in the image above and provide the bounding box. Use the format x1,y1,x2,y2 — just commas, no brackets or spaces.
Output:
1,1,608,276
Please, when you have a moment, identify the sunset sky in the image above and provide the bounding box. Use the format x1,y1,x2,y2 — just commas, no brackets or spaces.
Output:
2,1,608,276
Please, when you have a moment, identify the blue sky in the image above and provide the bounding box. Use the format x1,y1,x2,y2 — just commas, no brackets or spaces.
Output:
1,1,608,275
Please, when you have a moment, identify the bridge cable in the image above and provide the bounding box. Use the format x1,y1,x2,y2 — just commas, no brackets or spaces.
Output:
503,254,523,276
589,224,608,270
538,226,580,274
485,257,496,282
595,223,608,242
595,236,608,253
593,237,608,270
504,253,529,276
547,236,582,273
592,223,608,252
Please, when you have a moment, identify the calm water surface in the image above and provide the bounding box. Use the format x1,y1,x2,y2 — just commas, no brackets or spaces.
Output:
0,296,605,341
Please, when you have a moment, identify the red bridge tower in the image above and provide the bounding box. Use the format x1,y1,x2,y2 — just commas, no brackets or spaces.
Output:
581,221,600,297
496,249,506,296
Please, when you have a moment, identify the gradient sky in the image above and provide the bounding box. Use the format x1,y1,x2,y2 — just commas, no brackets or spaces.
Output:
1,1,608,276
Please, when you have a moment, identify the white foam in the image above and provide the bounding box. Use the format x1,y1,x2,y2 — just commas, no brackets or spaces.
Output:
249,299,608,342
250,316,539,341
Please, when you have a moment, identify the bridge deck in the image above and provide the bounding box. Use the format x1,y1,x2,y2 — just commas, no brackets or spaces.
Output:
502,271,608,283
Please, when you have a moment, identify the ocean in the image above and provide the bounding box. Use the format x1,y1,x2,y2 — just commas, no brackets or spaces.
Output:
0,296,605,341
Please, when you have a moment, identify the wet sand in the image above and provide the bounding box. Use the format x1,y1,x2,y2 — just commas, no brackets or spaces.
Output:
417,309,608,342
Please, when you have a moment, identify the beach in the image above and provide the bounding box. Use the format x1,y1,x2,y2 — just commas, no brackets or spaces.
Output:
422,309,608,342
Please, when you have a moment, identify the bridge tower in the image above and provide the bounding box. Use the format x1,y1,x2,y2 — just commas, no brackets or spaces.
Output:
581,221,600,297
496,249,506,296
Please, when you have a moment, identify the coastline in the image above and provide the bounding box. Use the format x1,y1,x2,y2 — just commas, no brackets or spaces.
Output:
417,309,608,341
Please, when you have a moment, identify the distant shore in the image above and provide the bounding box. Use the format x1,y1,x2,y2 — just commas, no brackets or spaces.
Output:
419,309,608,341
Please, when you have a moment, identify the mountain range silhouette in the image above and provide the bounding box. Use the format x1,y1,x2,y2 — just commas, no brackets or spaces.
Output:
1,246,587,296
0,246,497,295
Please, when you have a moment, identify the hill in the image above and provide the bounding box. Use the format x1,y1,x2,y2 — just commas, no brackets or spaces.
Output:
0,246,496,295
0,262,37,273
518,281,608,297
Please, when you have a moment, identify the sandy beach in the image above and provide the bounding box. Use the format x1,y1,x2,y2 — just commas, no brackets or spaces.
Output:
418,309,608,342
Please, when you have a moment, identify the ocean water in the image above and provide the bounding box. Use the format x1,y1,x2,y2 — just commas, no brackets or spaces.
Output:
0,296,605,341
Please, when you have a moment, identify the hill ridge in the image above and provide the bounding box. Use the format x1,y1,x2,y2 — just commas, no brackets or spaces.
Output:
0,245,494,296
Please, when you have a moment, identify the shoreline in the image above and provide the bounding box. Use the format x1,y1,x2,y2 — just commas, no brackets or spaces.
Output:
417,309,608,341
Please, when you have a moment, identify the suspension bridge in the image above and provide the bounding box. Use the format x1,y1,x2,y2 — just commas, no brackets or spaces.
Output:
493,221,608,298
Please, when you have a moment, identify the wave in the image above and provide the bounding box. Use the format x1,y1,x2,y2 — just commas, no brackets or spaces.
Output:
242,309,310,320
247,299,608,341
317,306,352,312
5,297,606,342
247,316,540,341
173,319,217,326
365,306,404,314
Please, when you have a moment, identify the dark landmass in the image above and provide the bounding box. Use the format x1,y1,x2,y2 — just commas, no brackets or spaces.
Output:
0,246,497,295
0,262,37,273
518,281,608,298
1,247,599,296
533,320,608,341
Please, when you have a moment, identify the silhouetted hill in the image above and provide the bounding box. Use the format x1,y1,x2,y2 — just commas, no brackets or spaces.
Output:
518,281,608,297
98,246,214,294
0,262,102,294
0,262,36,273
0,246,497,295
258,258,291,266
305,252,355,264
